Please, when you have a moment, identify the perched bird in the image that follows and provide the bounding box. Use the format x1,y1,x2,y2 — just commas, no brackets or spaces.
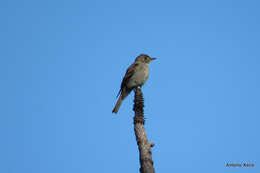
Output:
112,54,156,114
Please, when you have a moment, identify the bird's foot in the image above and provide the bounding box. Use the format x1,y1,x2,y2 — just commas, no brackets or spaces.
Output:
134,86,141,92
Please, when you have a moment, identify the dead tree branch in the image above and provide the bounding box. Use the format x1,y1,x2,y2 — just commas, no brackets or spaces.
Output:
133,87,155,173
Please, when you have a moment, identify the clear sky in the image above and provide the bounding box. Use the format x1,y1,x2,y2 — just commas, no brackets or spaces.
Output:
1,0,259,172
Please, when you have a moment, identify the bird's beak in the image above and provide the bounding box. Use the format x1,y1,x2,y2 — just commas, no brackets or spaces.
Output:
151,57,156,61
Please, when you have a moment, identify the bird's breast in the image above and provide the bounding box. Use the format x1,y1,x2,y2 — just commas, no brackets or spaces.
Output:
127,64,149,88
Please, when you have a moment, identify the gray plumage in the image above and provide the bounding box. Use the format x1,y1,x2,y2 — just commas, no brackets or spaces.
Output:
112,54,156,114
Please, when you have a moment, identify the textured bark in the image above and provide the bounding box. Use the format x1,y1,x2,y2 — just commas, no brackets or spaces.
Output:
133,87,155,173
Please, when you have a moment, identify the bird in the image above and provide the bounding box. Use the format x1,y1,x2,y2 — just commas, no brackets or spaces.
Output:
112,54,156,114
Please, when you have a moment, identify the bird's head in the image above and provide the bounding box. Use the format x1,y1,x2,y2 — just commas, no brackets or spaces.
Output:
135,54,156,64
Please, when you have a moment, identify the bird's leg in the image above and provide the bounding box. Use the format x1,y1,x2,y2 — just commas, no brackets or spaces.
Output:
134,86,141,92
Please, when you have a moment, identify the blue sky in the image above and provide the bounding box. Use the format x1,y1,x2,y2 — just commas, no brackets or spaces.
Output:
1,0,260,172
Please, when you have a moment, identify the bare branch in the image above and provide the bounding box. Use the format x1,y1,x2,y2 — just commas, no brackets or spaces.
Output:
133,87,155,173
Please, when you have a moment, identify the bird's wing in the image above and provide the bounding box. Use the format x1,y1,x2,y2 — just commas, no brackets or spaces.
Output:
116,62,138,97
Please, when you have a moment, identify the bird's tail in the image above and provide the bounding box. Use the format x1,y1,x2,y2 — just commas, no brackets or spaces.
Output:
112,89,130,114
112,95,123,114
